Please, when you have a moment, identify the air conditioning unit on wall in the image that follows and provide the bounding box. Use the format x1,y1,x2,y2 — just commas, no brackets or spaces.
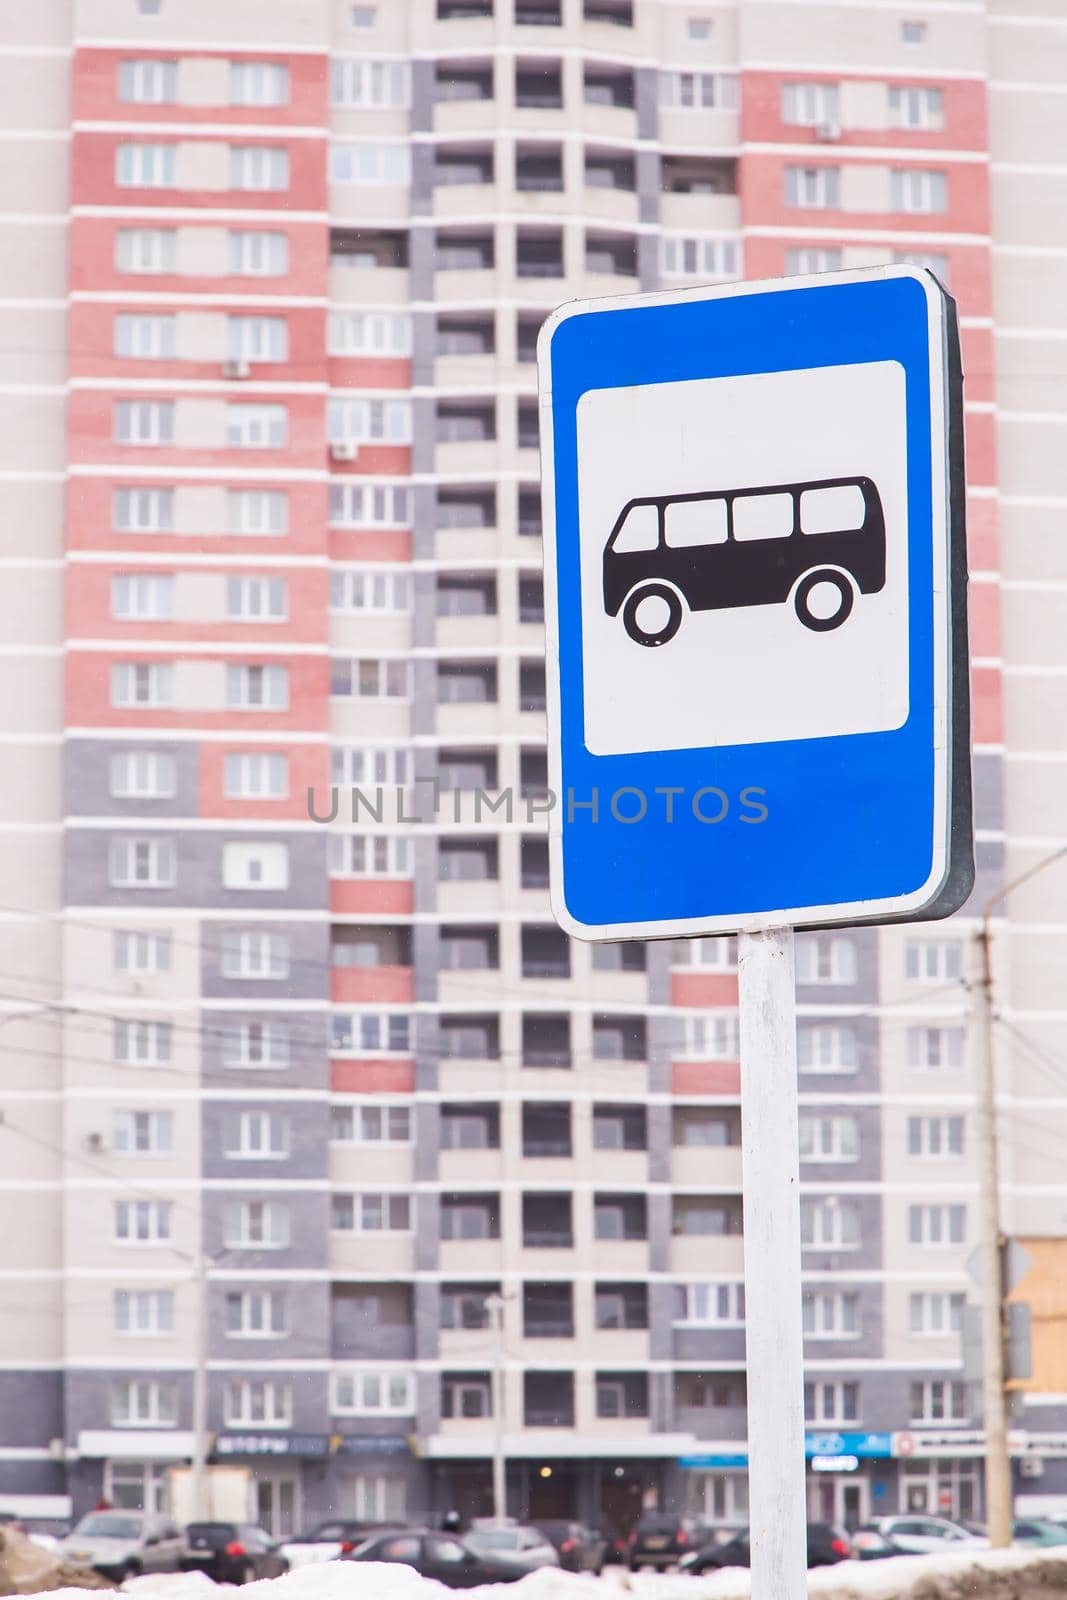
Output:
330,441,359,462
815,121,841,141
223,358,250,379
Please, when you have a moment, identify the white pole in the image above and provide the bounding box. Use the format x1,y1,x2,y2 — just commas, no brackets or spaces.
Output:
738,928,807,1600
486,1293,507,1523
191,1251,209,1521
975,921,1012,1545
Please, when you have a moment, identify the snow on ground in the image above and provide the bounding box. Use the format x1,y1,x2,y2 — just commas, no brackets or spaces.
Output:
26,1547,1067,1600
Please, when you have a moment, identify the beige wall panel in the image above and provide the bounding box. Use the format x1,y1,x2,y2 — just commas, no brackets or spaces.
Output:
998,426,1067,499
60,1280,193,1362
841,162,890,212
841,79,888,130
175,141,229,193
1002,761,1067,840
0,139,67,214
0,743,60,826
0,481,65,557
0,658,62,739
739,6,984,72
1001,582,1067,670
175,312,227,362
174,398,227,449
174,571,225,622
0,307,67,386
992,172,1067,249
882,1284,968,1363
177,58,229,107
989,21,1067,86
0,1193,61,1269
175,484,226,532
173,659,226,710
63,916,201,998
176,226,229,278
0,395,67,473
0,1280,62,1360
992,257,1067,331
990,89,1067,164
843,245,894,268
0,223,67,299
0,59,70,131
77,0,330,47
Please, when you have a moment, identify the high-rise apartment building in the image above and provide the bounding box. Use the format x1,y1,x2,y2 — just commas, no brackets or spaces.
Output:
0,0,1064,1541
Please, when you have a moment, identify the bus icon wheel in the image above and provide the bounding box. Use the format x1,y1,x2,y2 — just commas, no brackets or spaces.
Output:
621,583,684,647
793,568,856,633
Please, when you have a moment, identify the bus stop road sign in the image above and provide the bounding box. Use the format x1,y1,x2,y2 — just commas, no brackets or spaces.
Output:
537,265,972,938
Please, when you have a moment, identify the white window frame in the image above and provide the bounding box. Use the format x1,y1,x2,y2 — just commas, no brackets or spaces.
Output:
889,85,944,131
907,1025,964,1070
678,1012,739,1060
801,1196,861,1249
802,1288,859,1338
795,936,857,984
114,1019,173,1066
781,81,840,128
225,1379,292,1426
221,930,290,981
116,143,177,188
226,575,288,621
327,396,412,445
784,165,840,209
115,315,176,360
785,247,843,275
113,930,172,975
674,1281,745,1327
905,939,962,982
227,316,288,364
115,228,177,274
799,1113,860,1162
331,1193,412,1233
108,836,177,888
223,1199,290,1249
671,936,737,970
114,1199,173,1244
659,71,737,110
117,60,177,104
112,574,175,622
327,834,413,878
661,235,740,281
331,746,411,787
225,1288,287,1338
331,1370,415,1416
909,1290,964,1336
221,840,290,890
226,490,288,538
229,62,290,107
805,1379,859,1425
693,1472,748,1528
329,568,411,616
109,750,177,800
348,1475,406,1524
907,1114,965,1158
225,664,289,710
224,752,288,800
798,1022,857,1073
909,1203,966,1247
327,310,412,357
334,658,410,700
225,403,287,449
891,167,947,214
223,1109,290,1160
229,146,289,192
329,1102,412,1145
111,662,175,708
909,1378,967,1424
227,231,289,276
329,142,411,185
329,58,411,108
115,400,175,446
112,1109,173,1156
111,1379,177,1427
113,487,174,533
329,483,412,529
114,1289,175,1336
222,1020,290,1070
331,1011,412,1055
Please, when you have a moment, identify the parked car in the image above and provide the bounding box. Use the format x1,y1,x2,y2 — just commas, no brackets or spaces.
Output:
343,1528,530,1587
852,1515,989,1559
534,1520,609,1573
1012,1519,1067,1547
59,1511,185,1580
680,1523,850,1573
626,1513,712,1570
180,1521,289,1583
464,1520,559,1572
279,1520,380,1568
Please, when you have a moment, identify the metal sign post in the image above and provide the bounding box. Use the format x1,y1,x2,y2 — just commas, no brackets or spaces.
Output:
738,929,806,1600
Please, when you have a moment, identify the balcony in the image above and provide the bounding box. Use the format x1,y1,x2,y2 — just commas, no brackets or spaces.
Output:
660,192,741,233
672,1144,743,1187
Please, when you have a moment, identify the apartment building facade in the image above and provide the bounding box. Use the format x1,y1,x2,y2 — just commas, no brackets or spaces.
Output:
0,0,1064,1539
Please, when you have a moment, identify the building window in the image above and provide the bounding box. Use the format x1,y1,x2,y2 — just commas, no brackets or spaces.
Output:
442,1375,492,1419
661,236,740,280
110,750,176,800
889,85,944,130
901,19,927,44
328,835,413,877
224,752,288,800
659,71,737,109
907,1025,964,1070
112,574,174,622
907,1114,965,1157
224,404,287,449
220,840,290,889
891,168,947,213
328,397,412,444
115,400,174,445
111,662,175,709
113,487,174,532
795,935,857,984
114,1019,173,1066
894,249,950,282
910,1380,967,1423
693,1472,748,1526
805,1380,858,1424
784,166,840,209
222,1110,289,1159
330,1104,412,1144
117,60,177,103
112,1109,173,1155
349,1477,405,1524
227,315,288,364
351,4,378,23
225,1380,292,1426
672,936,736,969
800,1196,861,1248
674,1282,745,1327
799,1114,859,1162
687,16,713,39
111,1380,177,1426
331,746,412,788
225,1289,287,1337
114,930,171,974
329,143,410,184
226,491,288,538
330,58,410,107
228,231,289,276
781,82,840,128
115,228,177,274
909,1290,964,1335
109,836,176,888
116,143,176,188
331,1013,412,1055
797,1022,857,1073
115,1199,172,1244
229,146,289,191
223,1200,290,1249
786,247,843,275
222,1021,290,1070
332,658,410,699
331,1193,411,1232
330,569,411,615
328,310,412,356
329,483,411,528
905,938,962,981
909,1204,966,1247
678,1013,739,1059
229,62,290,106
802,1289,859,1337
225,576,287,622
221,930,290,981
225,664,289,710
332,1372,414,1415
115,314,176,359
114,1290,175,1335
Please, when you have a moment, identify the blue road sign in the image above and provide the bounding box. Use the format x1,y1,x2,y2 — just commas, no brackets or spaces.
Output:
537,266,972,938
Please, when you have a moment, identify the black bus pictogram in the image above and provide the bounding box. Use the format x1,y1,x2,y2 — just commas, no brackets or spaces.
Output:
602,476,887,647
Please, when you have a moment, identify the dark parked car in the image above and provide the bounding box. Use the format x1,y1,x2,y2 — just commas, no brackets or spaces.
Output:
344,1528,528,1587
181,1522,289,1584
626,1513,712,1570
534,1521,608,1573
680,1523,851,1572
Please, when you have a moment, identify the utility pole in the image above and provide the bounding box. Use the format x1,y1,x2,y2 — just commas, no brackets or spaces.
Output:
190,1250,210,1522
975,843,1067,1547
485,1293,507,1524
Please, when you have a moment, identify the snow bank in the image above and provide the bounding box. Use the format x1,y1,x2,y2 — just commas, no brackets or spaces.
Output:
23,1547,1067,1600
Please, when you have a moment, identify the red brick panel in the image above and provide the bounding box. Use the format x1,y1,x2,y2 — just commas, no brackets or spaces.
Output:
329,881,415,916
330,967,415,1005
672,1061,742,1096
670,972,739,1008
72,47,328,127
71,129,327,212
330,1060,416,1095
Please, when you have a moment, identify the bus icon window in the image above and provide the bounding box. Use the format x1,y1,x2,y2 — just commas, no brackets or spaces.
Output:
603,476,886,647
